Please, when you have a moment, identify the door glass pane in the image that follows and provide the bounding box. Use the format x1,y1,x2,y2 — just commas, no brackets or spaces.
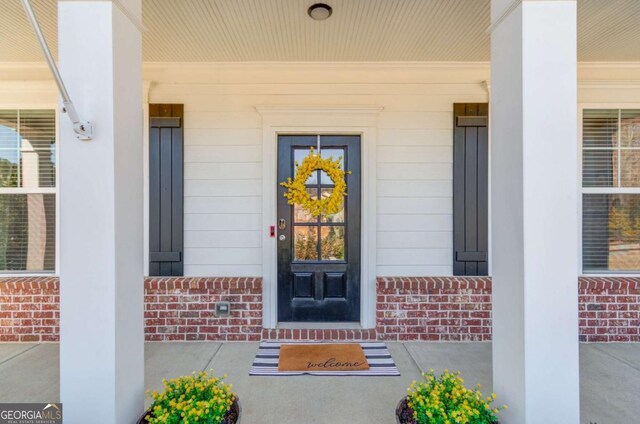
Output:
294,148,317,185
294,188,318,223
321,226,345,260
320,188,344,223
294,226,318,260
319,148,343,185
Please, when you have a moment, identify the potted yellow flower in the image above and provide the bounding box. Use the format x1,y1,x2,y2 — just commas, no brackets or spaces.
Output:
138,371,240,424
397,369,506,424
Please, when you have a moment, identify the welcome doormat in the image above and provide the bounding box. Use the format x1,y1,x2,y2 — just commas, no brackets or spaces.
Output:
279,343,370,372
250,342,400,376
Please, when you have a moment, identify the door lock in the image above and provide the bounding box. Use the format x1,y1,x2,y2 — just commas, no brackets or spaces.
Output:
278,219,286,230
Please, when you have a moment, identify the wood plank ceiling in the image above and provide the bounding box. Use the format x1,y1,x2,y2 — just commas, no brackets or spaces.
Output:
1,0,639,62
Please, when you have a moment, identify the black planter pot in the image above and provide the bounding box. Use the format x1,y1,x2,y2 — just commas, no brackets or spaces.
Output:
138,398,241,424
396,397,414,424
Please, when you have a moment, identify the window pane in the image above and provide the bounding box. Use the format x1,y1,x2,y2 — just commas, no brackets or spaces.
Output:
583,109,618,148
321,226,344,260
294,148,316,185
0,111,18,149
621,150,640,187
293,226,318,260
18,110,56,188
0,111,19,188
0,193,56,272
0,151,18,188
583,194,640,272
583,149,616,187
620,110,640,148
319,148,343,185
320,188,344,223
293,188,317,223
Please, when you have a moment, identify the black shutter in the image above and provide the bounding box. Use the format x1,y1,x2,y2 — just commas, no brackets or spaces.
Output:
149,104,184,276
453,103,489,276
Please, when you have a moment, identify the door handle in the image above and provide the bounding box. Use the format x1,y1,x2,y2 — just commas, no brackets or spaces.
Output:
278,219,286,230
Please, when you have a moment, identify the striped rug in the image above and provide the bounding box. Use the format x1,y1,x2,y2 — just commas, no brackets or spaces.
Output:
249,342,401,376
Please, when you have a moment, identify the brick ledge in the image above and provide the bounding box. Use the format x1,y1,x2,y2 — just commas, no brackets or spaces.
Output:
262,328,377,341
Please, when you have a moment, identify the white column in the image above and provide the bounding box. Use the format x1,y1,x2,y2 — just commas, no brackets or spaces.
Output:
490,0,579,423
58,0,143,423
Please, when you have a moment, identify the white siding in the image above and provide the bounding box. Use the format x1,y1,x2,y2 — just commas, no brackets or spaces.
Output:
146,64,489,276
2,63,637,278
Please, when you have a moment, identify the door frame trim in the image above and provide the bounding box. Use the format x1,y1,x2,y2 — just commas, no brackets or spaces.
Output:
257,105,382,329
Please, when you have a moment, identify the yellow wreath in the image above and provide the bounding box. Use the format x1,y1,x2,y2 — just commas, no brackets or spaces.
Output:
280,147,349,217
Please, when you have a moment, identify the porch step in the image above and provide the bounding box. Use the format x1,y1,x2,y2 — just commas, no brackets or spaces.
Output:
261,328,377,341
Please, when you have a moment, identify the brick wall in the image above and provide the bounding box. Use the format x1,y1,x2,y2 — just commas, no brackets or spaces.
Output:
579,277,640,342
377,276,640,342
0,277,59,342
144,277,262,342
1,276,639,342
0,277,262,342
376,277,492,341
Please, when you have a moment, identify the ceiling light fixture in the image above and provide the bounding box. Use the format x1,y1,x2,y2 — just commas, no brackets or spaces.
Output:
308,3,332,21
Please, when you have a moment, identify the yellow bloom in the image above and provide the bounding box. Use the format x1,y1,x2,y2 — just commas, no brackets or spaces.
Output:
145,371,234,424
405,369,506,424
281,147,349,217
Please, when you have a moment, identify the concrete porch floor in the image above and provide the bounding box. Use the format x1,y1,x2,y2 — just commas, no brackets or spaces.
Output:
0,342,637,423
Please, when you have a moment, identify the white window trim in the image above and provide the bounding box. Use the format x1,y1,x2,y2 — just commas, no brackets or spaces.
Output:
578,103,640,276
0,107,59,276
256,105,382,329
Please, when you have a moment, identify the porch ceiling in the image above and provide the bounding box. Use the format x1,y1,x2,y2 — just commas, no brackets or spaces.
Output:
1,0,639,62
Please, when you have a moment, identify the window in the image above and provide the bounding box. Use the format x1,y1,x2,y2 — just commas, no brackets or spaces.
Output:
582,109,640,273
0,110,56,273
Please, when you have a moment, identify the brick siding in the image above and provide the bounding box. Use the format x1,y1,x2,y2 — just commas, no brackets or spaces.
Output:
376,277,492,342
0,277,59,342
144,277,263,342
1,276,638,342
579,277,640,342
377,276,640,342
0,277,262,342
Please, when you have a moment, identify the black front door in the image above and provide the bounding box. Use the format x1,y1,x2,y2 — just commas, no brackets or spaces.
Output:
277,135,361,322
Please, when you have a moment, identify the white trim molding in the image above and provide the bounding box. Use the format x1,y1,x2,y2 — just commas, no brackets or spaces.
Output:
257,105,382,329
255,105,384,114
578,80,640,89
481,79,640,91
